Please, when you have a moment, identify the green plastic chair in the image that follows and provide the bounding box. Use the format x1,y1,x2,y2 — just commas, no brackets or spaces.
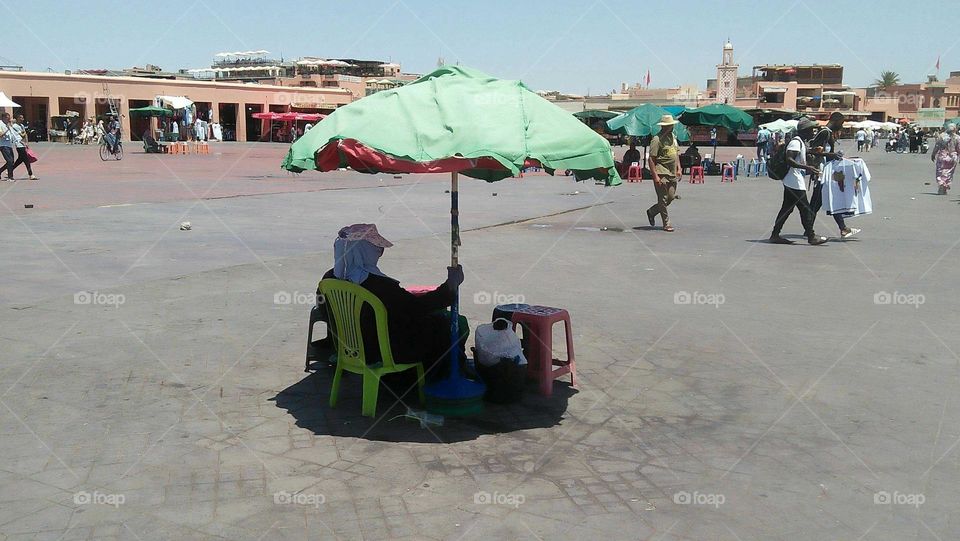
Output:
318,279,425,417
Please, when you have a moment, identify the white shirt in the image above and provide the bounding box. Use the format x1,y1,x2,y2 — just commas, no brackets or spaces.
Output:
0,121,14,148
9,123,25,147
856,130,866,141
821,158,872,217
783,137,807,191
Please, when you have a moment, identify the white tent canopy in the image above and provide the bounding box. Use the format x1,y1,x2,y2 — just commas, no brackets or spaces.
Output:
760,118,798,134
0,92,21,108
296,58,355,67
848,120,898,131
156,95,193,109
215,50,269,58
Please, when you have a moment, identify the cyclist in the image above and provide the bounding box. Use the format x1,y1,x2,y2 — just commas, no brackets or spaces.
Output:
105,114,121,153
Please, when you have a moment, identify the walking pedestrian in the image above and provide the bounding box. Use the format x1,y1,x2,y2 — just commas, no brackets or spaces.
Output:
855,127,866,152
769,117,828,245
645,115,681,232
932,123,959,195
0,113,16,181
809,112,860,238
864,127,874,152
10,114,37,180
756,125,772,161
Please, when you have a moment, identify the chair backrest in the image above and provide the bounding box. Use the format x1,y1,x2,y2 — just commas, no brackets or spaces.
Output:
318,279,396,369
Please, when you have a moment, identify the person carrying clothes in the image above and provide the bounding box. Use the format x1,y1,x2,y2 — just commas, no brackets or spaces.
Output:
809,112,860,238
645,115,682,232
9,115,37,180
769,117,828,245
320,224,467,381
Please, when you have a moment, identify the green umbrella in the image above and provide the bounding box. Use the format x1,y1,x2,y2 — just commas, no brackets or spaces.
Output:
284,65,618,183
605,104,690,141
944,117,960,128
282,65,620,412
573,109,619,121
129,105,173,117
679,103,754,132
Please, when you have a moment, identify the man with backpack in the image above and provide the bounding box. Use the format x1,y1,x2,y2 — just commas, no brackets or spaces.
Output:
809,112,860,239
768,117,828,245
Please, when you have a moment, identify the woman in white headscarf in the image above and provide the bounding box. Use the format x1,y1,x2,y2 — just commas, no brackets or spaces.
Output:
933,123,960,195
320,224,466,379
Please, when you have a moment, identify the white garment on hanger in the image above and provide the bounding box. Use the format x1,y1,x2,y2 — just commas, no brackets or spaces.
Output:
821,158,872,217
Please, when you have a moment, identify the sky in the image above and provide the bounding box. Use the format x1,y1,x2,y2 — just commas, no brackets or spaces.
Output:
3,0,955,94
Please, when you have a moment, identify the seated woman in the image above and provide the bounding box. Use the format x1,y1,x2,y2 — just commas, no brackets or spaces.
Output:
320,224,466,380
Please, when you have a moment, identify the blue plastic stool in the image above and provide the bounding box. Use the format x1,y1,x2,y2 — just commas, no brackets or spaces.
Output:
734,157,746,177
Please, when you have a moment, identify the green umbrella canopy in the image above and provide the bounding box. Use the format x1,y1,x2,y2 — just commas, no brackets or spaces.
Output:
944,117,960,128
679,103,754,132
282,65,620,184
573,109,619,120
129,105,173,117
605,104,691,142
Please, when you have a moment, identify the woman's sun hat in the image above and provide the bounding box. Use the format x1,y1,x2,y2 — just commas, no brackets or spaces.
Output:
338,223,393,248
657,114,678,126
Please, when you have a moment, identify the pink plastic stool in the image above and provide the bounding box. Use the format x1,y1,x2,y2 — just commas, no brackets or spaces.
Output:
405,284,438,297
689,166,704,183
510,305,576,396
721,164,735,182
626,163,643,183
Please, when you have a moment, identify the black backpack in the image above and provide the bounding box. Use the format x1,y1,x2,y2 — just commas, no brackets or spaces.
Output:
767,132,799,181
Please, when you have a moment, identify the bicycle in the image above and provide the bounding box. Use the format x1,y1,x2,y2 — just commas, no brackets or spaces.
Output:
99,138,123,161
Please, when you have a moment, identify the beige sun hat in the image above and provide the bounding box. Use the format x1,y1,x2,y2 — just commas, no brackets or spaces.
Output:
338,223,394,248
657,114,678,126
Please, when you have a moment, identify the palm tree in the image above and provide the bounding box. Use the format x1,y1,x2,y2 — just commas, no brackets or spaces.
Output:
874,71,901,90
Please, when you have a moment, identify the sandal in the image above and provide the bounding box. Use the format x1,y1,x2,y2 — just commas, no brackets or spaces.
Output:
663,225,675,232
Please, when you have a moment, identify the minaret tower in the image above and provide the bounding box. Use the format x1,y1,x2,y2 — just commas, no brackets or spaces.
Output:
716,39,739,104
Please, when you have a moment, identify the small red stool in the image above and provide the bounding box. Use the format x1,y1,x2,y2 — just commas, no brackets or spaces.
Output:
626,163,643,183
689,166,704,183
405,284,438,297
510,305,576,396
721,164,735,182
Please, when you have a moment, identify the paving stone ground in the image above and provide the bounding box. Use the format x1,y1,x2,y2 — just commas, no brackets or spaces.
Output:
1,142,958,540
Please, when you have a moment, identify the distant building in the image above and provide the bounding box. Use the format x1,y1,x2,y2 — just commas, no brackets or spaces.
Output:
862,73,960,122
0,69,353,143
183,52,419,100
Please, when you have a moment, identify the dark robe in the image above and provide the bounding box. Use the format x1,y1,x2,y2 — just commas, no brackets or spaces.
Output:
319,269,463,377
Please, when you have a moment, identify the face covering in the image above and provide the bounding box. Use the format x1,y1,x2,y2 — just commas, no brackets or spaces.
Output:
333,238,387,284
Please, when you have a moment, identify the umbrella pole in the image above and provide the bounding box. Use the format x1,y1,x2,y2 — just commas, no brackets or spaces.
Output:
449,171,461,378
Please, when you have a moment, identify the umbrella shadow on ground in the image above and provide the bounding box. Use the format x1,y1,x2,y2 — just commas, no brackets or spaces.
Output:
271,357,576,444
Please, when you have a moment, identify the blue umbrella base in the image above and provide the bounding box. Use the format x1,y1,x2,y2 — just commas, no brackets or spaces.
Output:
424,376,486,417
